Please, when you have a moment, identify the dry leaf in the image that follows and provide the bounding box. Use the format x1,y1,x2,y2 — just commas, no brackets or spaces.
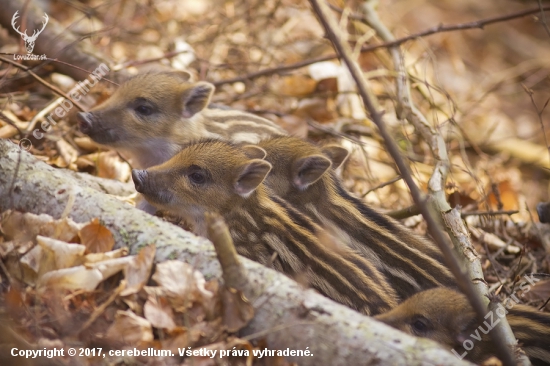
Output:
52,155,68,168
85,247,129,264
73,136,99,152
79,218,115,253
315,77,338,93
152,261,211,298
220,287,254,333
0,124,19,139
5,286,24,312
88,256,134,279
180,339,239,366
224,338,254,366
308,61,341,81
0,240,33,258
161,326,202,353
152,260,213,311
121,245,155,296
19,245,43,284
469,228,520,254
144,296,176,330
37,235,86,269
56,139,78,167
37,256,131,291
480,356,503,366
106,310,154,345
275,115,308,138
488,180,519,211
75,156,96,171
96,151,131,182
294,98,337,122
37,265,103,291
272,75,317,97
1,210,82,243
519,279,550,304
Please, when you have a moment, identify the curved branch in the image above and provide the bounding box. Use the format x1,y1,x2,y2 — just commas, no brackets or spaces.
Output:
214,5,550,86
307,1,520,365
357,1,527,364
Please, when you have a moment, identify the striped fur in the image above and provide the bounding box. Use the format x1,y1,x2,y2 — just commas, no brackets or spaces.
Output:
77,71,285,170
375,287,550,365
258,136,457,300
132,139,399,315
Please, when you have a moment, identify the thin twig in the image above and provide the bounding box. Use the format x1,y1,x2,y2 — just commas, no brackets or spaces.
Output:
537,0,550,37
0,55,86,111
307,1,519,365
0,111,24,136
5,145,23,213
212,56,332,87
484,241,505,285
358,0,525,363
26,97,64,134
386,204,420,220
307,120,375,147
333,3,550,43
362,175,402,197
523,84,550,168
117,49,191,69
77,280,126,335
214,5,550,86
462,210,519,217
43,57,119,86
539,296,550,311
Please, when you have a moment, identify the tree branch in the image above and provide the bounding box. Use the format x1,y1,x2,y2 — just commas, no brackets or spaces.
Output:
0,55,87,112
307,1,521,365
356,1,527,364
214,5,550,86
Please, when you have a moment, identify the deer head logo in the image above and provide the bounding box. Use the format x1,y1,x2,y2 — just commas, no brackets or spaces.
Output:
11,11,49,54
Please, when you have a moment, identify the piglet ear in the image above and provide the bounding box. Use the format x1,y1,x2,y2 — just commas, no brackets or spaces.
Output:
181,82,215,118
322,145,349,170
292,155,331,190
241,145,267,160
172,70,192,81
234,159,272,197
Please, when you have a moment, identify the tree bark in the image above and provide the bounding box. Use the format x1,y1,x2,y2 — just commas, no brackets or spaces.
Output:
0,139,472,366
71,172,134,196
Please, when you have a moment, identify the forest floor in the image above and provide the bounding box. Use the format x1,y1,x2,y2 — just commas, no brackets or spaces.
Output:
1,0,550,365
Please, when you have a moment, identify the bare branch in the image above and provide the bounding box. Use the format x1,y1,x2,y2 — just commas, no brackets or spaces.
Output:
215,5,550,86
0,55,86,112
357,0,528,364
307,1,521,365
205,212,250,292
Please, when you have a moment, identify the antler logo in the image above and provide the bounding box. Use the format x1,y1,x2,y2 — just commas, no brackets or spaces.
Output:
11,11,49,54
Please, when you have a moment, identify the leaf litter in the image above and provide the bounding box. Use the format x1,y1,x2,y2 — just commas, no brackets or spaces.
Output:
0,211,262,365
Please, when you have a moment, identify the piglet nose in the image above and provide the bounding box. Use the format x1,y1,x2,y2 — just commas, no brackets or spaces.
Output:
76,112,93,134
132,169,148,193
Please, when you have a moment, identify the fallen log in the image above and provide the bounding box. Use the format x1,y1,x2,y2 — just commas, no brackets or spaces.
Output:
72,171,134,196
0,139,472,366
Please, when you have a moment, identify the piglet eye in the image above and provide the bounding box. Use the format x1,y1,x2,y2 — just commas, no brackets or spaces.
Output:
411,317,429,335
413,320,426,332
189,172,206,184
135,105,153,116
